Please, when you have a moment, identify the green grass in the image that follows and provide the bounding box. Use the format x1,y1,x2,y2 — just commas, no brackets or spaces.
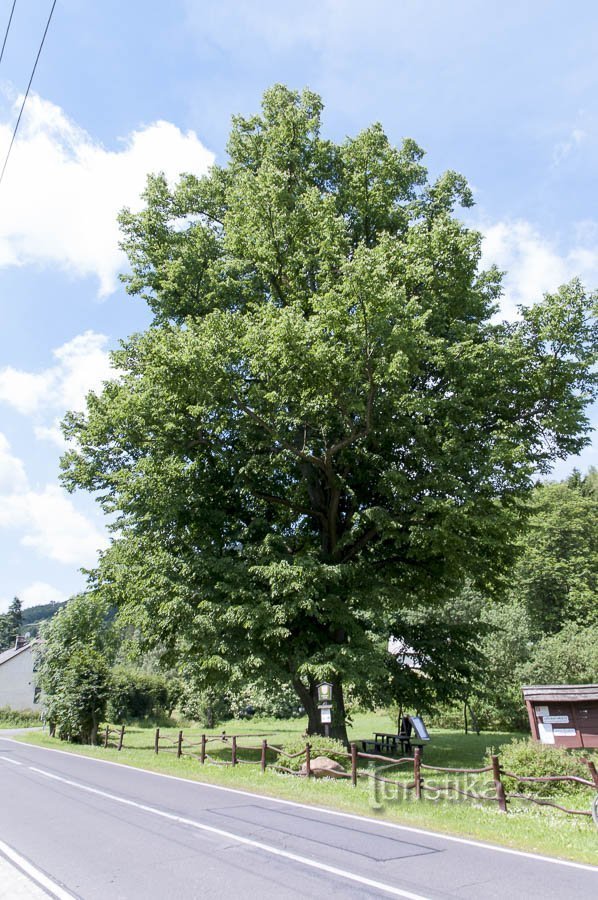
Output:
16,714,598,866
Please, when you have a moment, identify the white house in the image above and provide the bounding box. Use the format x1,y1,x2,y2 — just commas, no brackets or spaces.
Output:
0,637,41,711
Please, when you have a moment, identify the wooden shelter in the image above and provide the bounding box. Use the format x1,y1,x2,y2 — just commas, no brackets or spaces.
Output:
522,684,598,749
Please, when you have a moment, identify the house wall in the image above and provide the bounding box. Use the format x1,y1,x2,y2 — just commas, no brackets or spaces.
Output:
0,649,38,711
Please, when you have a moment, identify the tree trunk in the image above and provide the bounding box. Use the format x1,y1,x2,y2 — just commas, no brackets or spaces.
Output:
330,681,348,745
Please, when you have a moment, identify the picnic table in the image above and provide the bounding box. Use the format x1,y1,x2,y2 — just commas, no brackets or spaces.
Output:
359,715,431,758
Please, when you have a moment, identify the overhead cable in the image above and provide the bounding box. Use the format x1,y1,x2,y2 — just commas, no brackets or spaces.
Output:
0,0,57,190
0,1,17,67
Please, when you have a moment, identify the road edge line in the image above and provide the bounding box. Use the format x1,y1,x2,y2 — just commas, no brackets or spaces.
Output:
29,766,429,900
0,837,76,900
3,736,597,874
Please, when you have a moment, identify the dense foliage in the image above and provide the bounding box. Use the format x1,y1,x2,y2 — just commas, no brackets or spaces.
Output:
451,469,598,729
36,593,117,744
61,86,597,740
107,667,180,723
493,738,598,799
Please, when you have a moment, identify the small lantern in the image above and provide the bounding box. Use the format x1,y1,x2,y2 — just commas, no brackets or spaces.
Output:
316,682,333,704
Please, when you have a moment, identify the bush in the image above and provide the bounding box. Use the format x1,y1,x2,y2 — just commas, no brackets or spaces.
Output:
279,734,348,771
107,667,180,722
178,685,232,727
0,706,41,727
490,738,597,798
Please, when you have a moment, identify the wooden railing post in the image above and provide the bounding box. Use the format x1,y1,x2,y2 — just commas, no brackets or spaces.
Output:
104,726,109,749
261,739,267,774
351,743,358,787
492,754,507,813
200,733,206,764
177,729,183,759
585,759,598,788
154,727,160,755
118,725,125,751
231,735,237,766
305,743,311,778
414,746,422,800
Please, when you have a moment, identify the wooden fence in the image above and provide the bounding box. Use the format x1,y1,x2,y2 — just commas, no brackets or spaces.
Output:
142,728,598,818
101,724,125,750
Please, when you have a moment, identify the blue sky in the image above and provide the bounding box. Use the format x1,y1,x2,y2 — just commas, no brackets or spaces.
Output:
0,0,596,612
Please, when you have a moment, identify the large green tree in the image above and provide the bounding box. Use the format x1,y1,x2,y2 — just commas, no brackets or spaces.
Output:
36,593,116,743
510,468,598,636
0,597,23,650
62,86,597,741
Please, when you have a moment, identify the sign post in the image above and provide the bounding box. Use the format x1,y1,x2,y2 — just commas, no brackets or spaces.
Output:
316,682,334,739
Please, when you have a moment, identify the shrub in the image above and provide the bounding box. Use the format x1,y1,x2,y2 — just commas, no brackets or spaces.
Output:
490,738,597,798
0,706,41,727
279,734,348,771
107,668,180,722
178,685,232,727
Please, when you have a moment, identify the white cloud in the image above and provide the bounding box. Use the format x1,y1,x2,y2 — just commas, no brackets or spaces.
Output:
19,581,67,609
552,127,586,166
0,580,67,615
0,432,108,567
481,219,598,319
0,93,215,295
33,421,67,449
0,330,114,416
0,432,28,493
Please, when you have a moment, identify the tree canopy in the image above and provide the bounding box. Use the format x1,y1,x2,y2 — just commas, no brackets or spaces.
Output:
0,597,23,650
61,86,597,740
36,593,116,743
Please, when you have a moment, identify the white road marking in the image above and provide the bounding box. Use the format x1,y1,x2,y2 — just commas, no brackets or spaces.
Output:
28,765,429,899
4,736,597,874
0,755,22,765
0,838,76,900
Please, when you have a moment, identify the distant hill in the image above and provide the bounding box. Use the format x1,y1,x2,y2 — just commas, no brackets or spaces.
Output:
22,601,66,634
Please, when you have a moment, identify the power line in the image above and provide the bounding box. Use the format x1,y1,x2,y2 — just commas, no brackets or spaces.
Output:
0,0,57,190
0,1,17,67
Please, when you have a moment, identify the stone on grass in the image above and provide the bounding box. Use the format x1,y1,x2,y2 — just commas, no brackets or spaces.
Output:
300,755,345,778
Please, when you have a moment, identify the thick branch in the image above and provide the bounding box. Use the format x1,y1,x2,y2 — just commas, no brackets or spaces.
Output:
338,525,379,563
234,398,327,470
254,491,326,523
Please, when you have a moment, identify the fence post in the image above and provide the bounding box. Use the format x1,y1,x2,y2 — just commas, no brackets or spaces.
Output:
231,735,237,766
154,727,160,755
585,759,598,788
492,754,508,813
200,733,206,764
104,726,109,749
177,729,183,759
261,739,267,774
351,743,358,787
118,726,125,751
414,746,422,800
305,743,311,778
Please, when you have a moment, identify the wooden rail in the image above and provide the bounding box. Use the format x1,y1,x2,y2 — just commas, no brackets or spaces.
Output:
105,726,597,818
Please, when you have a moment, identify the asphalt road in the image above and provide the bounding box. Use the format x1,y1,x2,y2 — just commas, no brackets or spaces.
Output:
0,736,596,899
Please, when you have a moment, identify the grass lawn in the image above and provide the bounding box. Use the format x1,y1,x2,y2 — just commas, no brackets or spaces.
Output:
16,712,598,866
